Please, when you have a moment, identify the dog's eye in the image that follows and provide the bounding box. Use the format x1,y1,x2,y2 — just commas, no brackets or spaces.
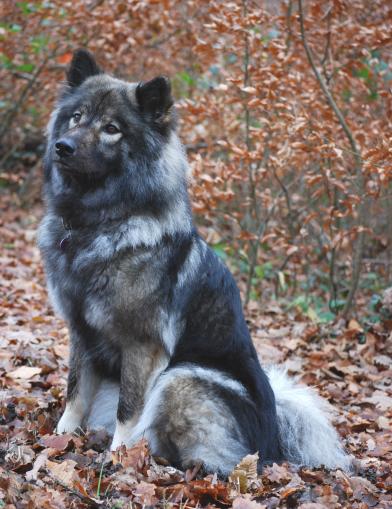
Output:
104,124,120,135
72,112,81,122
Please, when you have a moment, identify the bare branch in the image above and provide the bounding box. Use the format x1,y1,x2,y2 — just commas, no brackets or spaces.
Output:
0,57,47,144
298,0,366,319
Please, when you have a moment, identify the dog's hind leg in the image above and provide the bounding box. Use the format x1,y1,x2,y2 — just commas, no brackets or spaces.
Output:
129,364,250,475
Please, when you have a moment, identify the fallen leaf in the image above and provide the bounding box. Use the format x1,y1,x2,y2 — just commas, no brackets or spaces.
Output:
7,366,41,379
363,390,392,410
5,444,35,468
367,438,376,451
46,459,78,487
111,439,150,472
229,452,259,493
376,415,390,429
298,504,329,509
57,52,73,64
232,495,266,508
181,479,230,503
350,476,379,506
26,450,50,481
264,463,292,483
39,433,73,452
133,480,158,506
348,319,363,331
241,86,257,94
0,470,22,504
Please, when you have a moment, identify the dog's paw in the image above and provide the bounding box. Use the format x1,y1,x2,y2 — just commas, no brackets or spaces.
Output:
57,408,83,433
110,426,127,450
110,435,124,451
110,419,136,450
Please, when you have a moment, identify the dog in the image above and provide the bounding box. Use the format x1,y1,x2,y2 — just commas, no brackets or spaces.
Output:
38,50,350,474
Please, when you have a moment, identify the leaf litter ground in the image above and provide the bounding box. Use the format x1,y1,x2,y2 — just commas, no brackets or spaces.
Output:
1,195,391,508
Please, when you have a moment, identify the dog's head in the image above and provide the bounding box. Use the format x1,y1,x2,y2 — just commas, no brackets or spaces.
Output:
49,49,175,178
45,50,188,220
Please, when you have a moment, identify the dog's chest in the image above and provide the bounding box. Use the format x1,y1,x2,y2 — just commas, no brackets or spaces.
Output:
81,254,163,334
40,221,181,354
45,231,160,332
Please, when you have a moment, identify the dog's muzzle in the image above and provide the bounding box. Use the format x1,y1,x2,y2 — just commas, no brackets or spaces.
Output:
55,138,76,158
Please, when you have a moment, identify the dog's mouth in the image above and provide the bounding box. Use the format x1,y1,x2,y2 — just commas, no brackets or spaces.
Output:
54,158,76,171
54,159,70,167
54,158,102,178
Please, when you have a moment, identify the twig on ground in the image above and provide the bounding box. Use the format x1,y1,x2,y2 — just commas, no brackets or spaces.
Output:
47,475,104,507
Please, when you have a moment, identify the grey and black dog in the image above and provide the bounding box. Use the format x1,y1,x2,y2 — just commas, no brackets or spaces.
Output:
38,50,350,474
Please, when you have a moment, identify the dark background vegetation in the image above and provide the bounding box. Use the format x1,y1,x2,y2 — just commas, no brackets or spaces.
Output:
0,1,391,508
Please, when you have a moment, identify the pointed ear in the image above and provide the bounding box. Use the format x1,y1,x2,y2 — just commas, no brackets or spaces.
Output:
135,76,173,120
66,49,102,88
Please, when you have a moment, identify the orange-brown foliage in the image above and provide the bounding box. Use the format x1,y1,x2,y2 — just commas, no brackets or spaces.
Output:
1,0,391,318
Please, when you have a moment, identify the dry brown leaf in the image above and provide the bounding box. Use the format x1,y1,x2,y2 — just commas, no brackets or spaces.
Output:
350,476,379,505
232,495,266,508
39,433,74,452
348,319,363,331
26,451,50,482
46,459,78,487
133,480,158,506
0,469,23,504
363,390,392,411
5,444,35,467
111,439,150,471
376,415,390,430
240,86,257,94
7,366,41,379
298,504,329,509
264,463,292,484
229,452,259,494
53,343,69,359
183,479,230,503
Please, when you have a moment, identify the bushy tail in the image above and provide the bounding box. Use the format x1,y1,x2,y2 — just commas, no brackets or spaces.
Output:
266,366,352,470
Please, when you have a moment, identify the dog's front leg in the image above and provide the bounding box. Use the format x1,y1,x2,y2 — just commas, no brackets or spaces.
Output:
57,341,99,433
111,347,145,450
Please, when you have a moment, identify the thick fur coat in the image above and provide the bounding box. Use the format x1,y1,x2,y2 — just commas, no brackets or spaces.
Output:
38,50,350,474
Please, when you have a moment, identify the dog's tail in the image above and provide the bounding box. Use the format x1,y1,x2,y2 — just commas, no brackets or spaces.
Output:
265,366,352,470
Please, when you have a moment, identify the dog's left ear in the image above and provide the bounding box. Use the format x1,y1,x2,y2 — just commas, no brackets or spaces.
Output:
135,76,173,120
67,49,102,88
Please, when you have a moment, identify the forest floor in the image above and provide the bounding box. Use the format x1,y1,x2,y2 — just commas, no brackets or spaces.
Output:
1,193,391,508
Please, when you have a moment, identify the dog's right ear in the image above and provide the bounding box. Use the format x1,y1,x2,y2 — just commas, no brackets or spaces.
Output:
66,49,102,88
135,76,173,120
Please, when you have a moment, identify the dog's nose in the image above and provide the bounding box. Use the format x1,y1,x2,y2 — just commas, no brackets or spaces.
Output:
55,139,76,157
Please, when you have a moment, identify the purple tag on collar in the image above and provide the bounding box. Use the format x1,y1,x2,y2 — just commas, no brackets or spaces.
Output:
60,235,71,251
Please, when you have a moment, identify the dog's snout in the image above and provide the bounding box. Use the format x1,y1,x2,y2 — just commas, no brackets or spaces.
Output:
55,138,76,157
